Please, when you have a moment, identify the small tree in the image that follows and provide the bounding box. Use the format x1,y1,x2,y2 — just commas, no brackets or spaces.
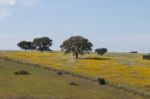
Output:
95,48,108,56
60,36,93,59
33,37,53,52
17,41,33,50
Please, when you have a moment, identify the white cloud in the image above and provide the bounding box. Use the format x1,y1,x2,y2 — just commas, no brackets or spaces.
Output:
0,0,16,19
0,0,17,6
18,0,39,8
0,0,39,20
0,0,38,7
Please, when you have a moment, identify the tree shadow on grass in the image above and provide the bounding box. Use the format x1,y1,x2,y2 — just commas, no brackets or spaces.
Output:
79,57,111,60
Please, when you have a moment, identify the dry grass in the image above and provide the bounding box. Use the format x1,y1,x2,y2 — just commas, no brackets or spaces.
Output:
0,57,146,99
0,51,150,92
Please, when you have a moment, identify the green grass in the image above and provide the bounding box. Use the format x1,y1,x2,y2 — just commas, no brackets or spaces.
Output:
0,58,146,99
0,51,149,90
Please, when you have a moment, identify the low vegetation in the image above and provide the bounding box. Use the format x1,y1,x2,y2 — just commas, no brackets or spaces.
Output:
97,78,106,85
0,51,150,94
1,36,150,97
130,51,138,53
0,58,145,99
69,82,79,86
14,70,29,75
143,54,150,60
57,71,63,75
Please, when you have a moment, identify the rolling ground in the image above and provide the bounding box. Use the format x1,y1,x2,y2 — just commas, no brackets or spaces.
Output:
0,51,150,98
0,58,146,99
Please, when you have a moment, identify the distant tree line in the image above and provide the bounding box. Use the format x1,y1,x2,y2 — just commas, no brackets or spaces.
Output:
17,36,108,59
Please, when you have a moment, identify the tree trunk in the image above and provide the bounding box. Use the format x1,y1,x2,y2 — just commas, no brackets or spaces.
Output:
40,48,44,52
75,53,78,59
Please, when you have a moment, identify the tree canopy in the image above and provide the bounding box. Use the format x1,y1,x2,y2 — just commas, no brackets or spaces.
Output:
17,41,34,50
60,36,93,59
33,37,53,52
95,48,108,56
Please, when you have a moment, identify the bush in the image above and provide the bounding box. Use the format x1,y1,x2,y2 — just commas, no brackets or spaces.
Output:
130,51,138,53
14,70,29,75
97,78,106,85
70,82,78,86
143,54,150,60
57,71,62,75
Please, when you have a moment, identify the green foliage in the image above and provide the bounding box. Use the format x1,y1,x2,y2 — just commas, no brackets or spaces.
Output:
97,78,106,85
57,71,62,75
143,54,150,60
60,36,93,59
0,52,148,99
95,48,108,56
130,51,138,53
70,82,78,86
17,41,35,50
0,59,142,99
14,70,29,75
33,37,53,52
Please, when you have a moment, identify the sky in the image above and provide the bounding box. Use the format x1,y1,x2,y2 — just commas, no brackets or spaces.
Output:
0,0,150,53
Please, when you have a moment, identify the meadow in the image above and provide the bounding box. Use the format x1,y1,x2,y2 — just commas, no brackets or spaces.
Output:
0,51,150,96
0,57,146,99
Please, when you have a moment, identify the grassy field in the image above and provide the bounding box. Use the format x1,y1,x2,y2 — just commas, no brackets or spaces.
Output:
0,51,150,94
0,57,146,99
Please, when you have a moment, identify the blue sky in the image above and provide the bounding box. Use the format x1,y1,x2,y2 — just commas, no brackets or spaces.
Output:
0,0,150,52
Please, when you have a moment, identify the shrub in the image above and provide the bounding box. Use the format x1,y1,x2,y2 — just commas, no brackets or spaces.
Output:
57,71,62,75
143,54,150,60
14,70,29,75
130,51,138,53
70,82,78,86
97,78,106,85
